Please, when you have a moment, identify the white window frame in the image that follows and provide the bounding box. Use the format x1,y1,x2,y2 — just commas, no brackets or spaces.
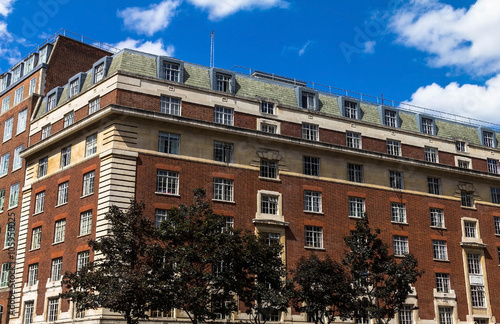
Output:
432,240,448,260
47,298,59,322
260,122,277,134
425,147,438,163
60,146,71,168
467,253,482,275
158,132,180,154
94,63,105,83
261,195,279,214
13,145,23,170
3,117,13,141
38,157,48,178
155,209,168,228
1,95,10,113
82,171,95,196
0,263,9,287
393,235,409,255
494,216,500,235
461,190,474,207
3,221,15,248
384,110,397,127
24,300,34,324
41,124,51,139
391,203,406,223
305,226,323,248
483,131,494,147
487,158,499,174
156,170,179,195
31,227,41,250
160,95,181,115
80,210,92,236
57,182,69,205
77,251,90,272
302,123,319,141
34,191,45,214
471,285,486,308
9,182,19,208
29,76,37,95
214,106,234,125
14,85,24,105
51,258,63,282
27,263,38,286
17,109,28,134
464,220,477,238
0,153,9,176
304,191,322,213
260,101,275,114
89,97,100,114
421,117,434,135
63,111,74,128
69,79,79,98
387,140,401,156
47,94,56,111
301,91,316,110
456,141,466,152
346,131,361,148
349,197,365,218
216,72,232,93
0,189,5,211
430,208,445,228
398,305,414,324
164,61,180,82
85,133,97,156
435,273,450,293
438,307,453,324
213,178,233,202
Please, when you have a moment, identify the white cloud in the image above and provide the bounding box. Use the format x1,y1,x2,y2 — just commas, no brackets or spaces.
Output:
362,41,376,54
0,0,15,17
187,0,289,20
298,41,311,56
403,74,500,123
115,38,175,57
118,0,181,36
389,0,500,76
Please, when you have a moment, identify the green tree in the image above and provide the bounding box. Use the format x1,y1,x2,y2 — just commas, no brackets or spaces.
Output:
293,254,351,324
240,235,293,324
156,189,248,324
342,218,423,324
61,201,165,324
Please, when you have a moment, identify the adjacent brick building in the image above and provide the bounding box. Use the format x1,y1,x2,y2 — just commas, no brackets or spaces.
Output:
2,33,500,324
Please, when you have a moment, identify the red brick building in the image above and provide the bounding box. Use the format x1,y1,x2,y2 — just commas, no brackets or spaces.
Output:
3,34,500,324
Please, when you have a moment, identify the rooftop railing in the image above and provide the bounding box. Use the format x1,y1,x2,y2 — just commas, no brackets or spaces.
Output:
232,65,500,130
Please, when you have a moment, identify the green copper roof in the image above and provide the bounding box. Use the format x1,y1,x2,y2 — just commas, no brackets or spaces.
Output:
184,64,210,89
360,103,381,125
317,94,340,116
435,120,480,144
235,75,296,107
399,112,418,132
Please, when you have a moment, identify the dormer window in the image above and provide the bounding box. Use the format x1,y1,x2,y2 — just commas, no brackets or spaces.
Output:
92,57,112,84
157,57,184,82
483,131,495,147
38,44,53,65
69,79,79,98
94,63,105,83
421,117,434,135
0,74,10,91
210,68,235,94
47,94,56,111
344,100,358,119
216,73,231,92
25,54,38,73
12,64,23,82
45,87,63,112
295,87,319,110
260,101,275,114
384,109,397,127
165,62,180,82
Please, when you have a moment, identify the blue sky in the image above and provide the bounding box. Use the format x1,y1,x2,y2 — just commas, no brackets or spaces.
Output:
1,0,500,124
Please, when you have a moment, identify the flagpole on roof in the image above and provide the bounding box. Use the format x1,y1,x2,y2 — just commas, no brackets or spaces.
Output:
210,31,215,68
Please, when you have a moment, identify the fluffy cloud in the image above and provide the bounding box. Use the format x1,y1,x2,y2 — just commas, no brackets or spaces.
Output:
118,0,181,36
0,0,15,17
114,38,175,57
186,0,289,20
390,0,500,76
402,75,500,123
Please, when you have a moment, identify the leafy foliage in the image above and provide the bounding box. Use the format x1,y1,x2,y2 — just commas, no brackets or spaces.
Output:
156,188,248,324
342,218,423,324
240,235,293,324
61,201,163,324
293,254,351,324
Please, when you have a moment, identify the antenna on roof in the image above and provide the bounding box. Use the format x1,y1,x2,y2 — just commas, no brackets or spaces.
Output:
210,30,215,68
